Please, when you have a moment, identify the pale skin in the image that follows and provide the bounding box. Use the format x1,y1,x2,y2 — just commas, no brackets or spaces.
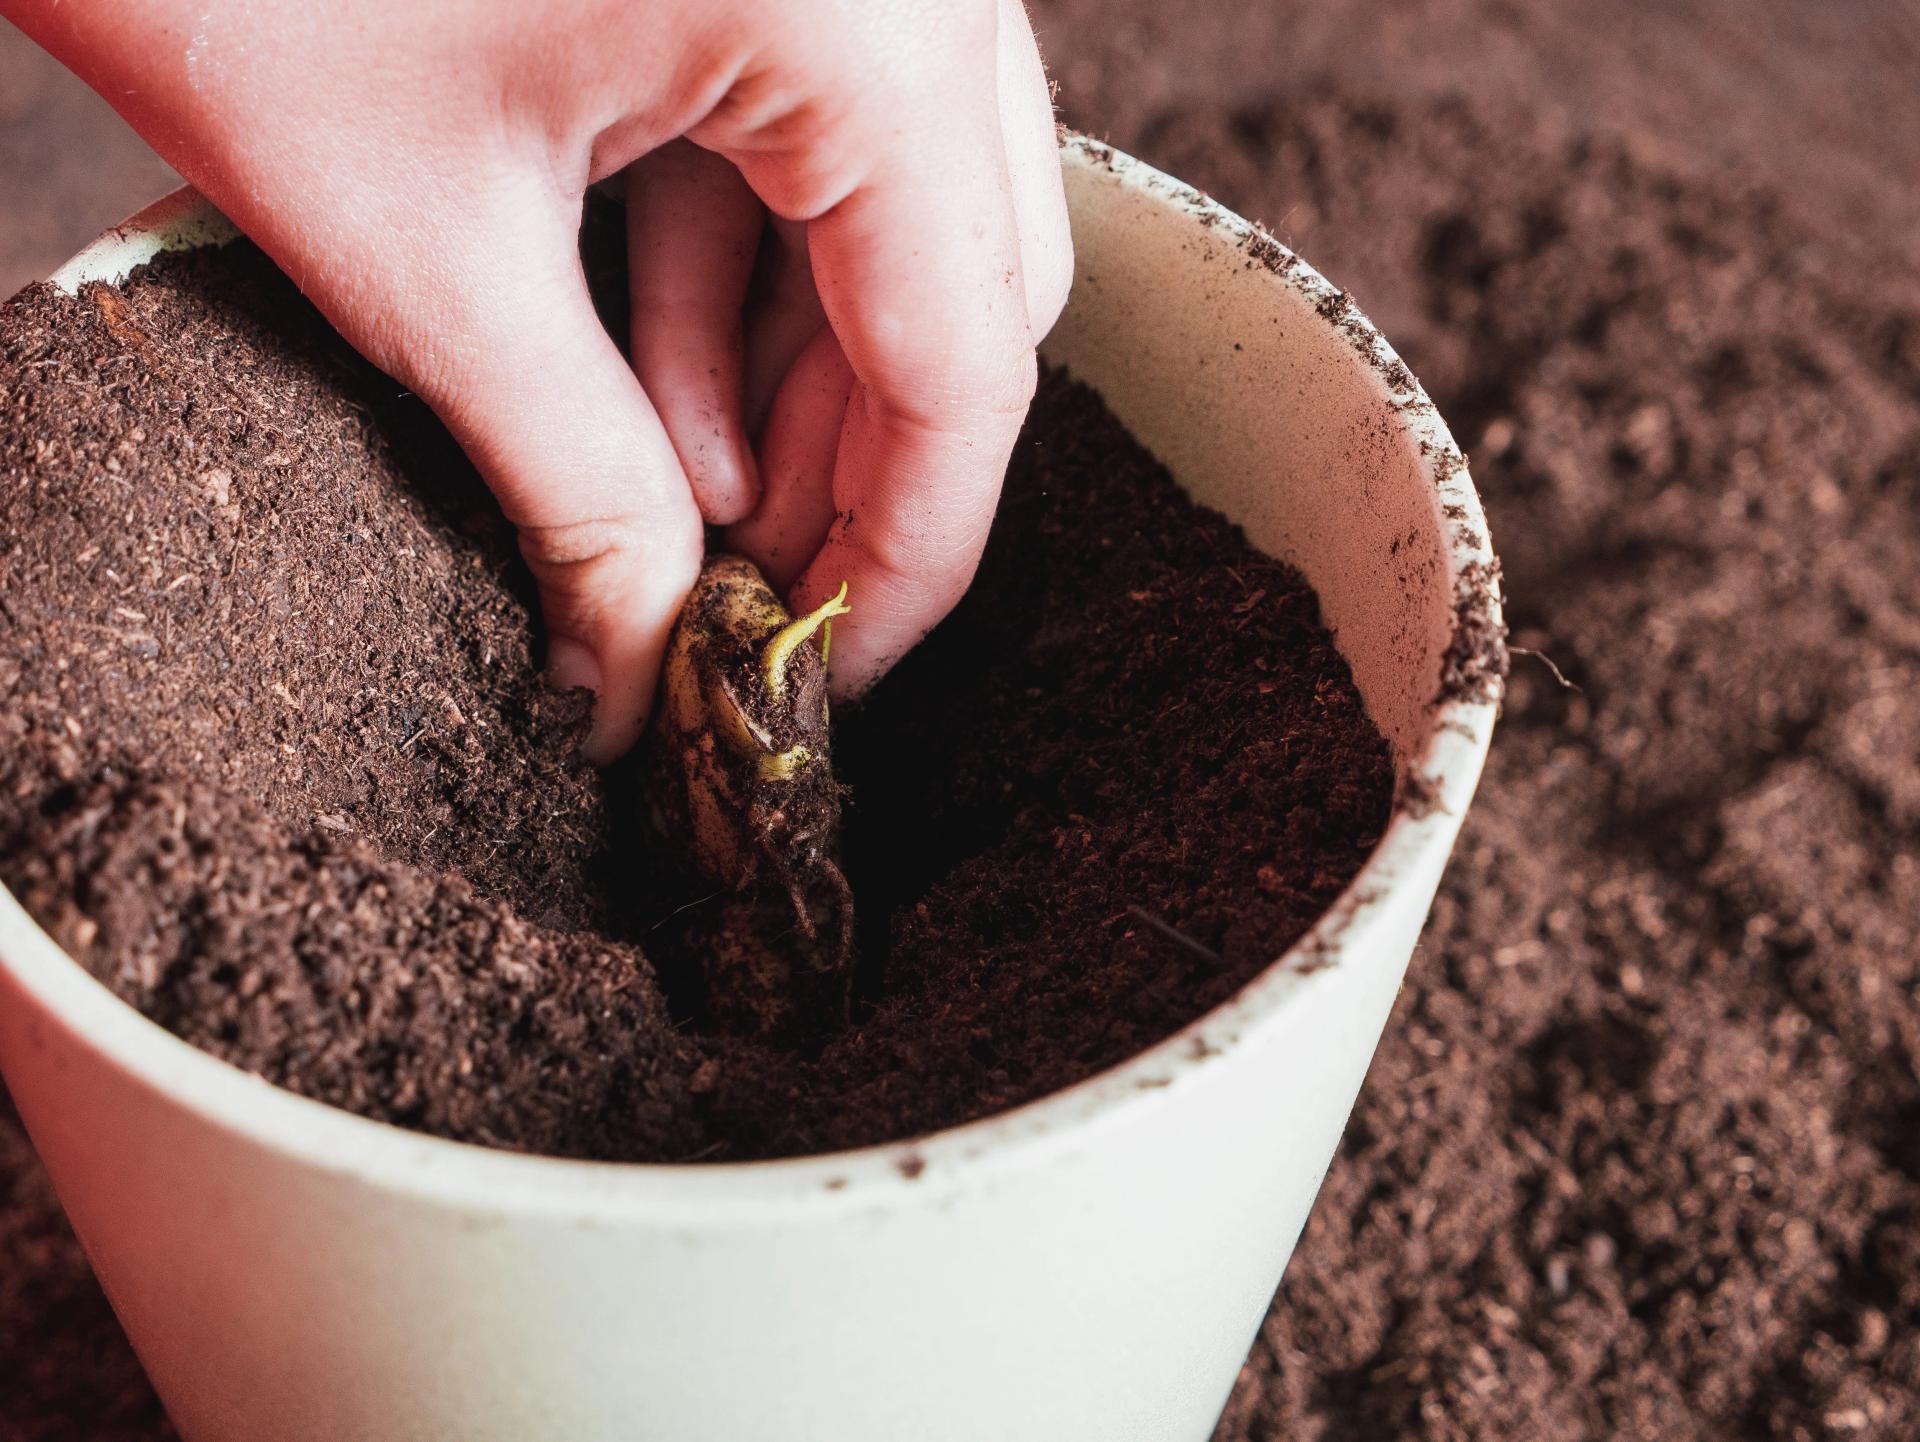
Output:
7,0,1073,761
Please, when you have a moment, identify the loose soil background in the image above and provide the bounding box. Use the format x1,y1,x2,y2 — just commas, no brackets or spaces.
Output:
4,2,1920,1438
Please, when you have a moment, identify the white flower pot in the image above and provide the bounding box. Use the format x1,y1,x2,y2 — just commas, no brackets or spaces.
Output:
0,138,1502,1442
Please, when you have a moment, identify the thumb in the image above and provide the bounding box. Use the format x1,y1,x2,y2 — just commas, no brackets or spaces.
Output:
377,210,704,765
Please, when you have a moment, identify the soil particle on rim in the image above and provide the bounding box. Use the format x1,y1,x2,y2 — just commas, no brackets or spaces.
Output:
0,242,1393,1171
1394,768,1448,821
1242,232,1290,271
1439,558,1509,705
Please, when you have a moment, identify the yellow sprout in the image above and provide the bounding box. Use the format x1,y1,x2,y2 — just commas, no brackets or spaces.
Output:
762,582,851,699
757,744,812,782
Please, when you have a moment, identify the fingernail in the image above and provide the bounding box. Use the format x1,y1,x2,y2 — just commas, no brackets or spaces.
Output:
547,636,602,696
695,443,761,527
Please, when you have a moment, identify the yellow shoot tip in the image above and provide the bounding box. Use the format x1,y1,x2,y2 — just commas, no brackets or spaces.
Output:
757,744,812,782
762,582,851,699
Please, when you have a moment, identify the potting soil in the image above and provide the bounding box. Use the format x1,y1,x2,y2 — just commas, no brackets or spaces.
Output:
0,243,1394,1164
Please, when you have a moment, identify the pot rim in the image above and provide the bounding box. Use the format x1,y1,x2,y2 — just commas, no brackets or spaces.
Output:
4,137,1503,1222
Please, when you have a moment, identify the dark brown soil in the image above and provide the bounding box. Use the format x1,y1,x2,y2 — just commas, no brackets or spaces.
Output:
8,0,1920,1436
14,780,712,1160
0,241,1391,1170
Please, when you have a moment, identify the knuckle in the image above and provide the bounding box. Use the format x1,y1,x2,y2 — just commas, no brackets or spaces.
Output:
845,526,942,598
947,336,1040,422
857,519,988,606
516,515,645,579
876,364,1037,440
518,511,701,630
867,311,1038,431
700,83,866,220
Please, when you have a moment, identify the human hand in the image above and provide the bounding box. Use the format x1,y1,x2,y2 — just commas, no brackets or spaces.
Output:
12,0,1072,761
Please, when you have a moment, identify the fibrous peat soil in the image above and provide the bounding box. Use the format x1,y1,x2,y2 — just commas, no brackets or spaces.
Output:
0,241,1390,1163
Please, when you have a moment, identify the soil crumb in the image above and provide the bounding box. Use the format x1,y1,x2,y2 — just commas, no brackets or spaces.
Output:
0,242,1391,1166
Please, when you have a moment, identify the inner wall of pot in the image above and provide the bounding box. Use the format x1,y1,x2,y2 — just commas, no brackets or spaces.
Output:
1041,161,1449,767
